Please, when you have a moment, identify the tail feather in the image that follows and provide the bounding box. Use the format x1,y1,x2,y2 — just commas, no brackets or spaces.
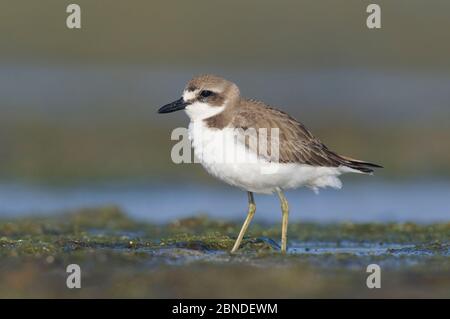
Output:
338,155,383,173
325,151,383,174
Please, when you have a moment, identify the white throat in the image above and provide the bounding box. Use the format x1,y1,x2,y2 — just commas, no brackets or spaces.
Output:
184,102,225,122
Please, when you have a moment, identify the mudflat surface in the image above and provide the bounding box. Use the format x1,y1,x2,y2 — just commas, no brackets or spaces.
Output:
0,207,449,298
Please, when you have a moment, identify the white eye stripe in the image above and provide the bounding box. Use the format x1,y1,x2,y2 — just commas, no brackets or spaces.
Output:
183,89,199,102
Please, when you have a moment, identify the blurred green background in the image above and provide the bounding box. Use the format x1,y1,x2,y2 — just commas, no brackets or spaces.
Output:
0,0,449,184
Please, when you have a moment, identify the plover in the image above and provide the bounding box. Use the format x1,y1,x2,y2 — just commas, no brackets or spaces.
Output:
158,74,381,253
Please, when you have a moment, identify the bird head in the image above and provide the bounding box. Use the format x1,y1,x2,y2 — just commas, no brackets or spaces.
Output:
158,74,240,121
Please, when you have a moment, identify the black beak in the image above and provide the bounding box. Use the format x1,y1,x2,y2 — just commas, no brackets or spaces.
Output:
158,98,189,114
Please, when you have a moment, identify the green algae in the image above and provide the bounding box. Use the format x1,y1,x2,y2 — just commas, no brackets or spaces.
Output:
0,207,449,298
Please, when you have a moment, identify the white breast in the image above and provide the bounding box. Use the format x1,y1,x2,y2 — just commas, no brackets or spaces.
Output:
188,120,354,194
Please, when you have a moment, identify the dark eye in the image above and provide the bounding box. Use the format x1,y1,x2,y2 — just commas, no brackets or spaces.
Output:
200,90,214,98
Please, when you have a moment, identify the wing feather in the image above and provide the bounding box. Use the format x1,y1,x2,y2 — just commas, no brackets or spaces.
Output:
231,99,382,173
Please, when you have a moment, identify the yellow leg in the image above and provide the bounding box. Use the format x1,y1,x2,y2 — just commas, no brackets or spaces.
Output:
231,192,256,253
276,189,289,254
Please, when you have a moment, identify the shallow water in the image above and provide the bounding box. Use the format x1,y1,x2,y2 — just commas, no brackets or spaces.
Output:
78,240,446,271
1,207,448,298
288,242,415,256
0,179,449,223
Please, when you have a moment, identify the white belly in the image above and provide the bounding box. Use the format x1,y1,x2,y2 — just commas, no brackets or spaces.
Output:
188,121,353,194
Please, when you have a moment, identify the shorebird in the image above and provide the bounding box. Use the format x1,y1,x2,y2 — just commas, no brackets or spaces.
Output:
158,74,381,253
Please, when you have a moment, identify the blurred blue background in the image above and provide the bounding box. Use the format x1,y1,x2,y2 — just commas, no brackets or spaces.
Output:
0,0,449,222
